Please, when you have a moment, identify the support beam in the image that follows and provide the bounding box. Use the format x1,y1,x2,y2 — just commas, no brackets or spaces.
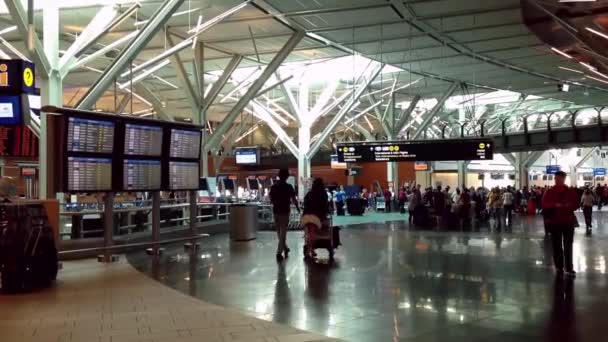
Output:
204,30,305,151
501,152,516,167
115,94,131,113
353,122,374,141
307,64,384,159
576,147,598,168
76,0,185,109
58,5,118,76
276,72,302,125
411,82,458,140
5,0,51,76
201,54,243,115
395,95,420,136
250,103,299,157
524,151,543,167
166,34,201,123
133,84,171,121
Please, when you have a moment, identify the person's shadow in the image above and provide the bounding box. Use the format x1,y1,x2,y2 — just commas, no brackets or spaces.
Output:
273,262,292,324
546,276,578,341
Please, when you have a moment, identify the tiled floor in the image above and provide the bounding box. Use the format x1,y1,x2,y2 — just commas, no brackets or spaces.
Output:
0,258,340,342
127,210,608,341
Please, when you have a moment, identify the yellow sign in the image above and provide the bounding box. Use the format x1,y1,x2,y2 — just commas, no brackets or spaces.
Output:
479,143,485,149
0,64,7,87
343,147,348,152
23,67,34,87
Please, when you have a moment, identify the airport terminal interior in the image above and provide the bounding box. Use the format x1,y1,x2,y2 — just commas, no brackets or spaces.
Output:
5,0,608,341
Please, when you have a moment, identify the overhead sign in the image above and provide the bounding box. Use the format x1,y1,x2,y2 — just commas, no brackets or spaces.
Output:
336,138,493,163
414,161,428,171
330,154,347,169
546,165,561,174
594,168,606,176
0,59,36,94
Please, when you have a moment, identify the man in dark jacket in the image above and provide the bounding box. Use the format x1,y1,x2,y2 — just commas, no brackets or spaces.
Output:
542,171,578,277
270,169,300,260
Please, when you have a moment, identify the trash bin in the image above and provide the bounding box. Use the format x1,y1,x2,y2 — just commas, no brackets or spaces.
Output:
229,204,258,241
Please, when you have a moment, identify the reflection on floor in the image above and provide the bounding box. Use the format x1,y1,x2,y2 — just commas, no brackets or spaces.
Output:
128,212,608,342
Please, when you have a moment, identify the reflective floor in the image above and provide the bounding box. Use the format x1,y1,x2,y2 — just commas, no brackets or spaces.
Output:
127,211,608,341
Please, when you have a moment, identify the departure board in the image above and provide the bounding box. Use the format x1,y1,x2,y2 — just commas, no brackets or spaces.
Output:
336,138,493,163
170,128,201,159
123,159,161,190
67,117,114,153
67,156,112,191
169,161,199,190
0,126,38,157
124,124,163,156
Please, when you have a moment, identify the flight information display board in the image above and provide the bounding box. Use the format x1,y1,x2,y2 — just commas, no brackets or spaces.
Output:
336,139,493,163
123,159,161,190
169,128,201,159
235,147,259,165
67,156,112,191
0,126,38,157
168,161,199,190
124,124,163,156
67,117,114,153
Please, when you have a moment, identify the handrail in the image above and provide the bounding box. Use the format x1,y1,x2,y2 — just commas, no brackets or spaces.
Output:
58,233,210,255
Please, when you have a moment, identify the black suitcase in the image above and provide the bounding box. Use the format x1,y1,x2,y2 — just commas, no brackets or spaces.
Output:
0,203,58,293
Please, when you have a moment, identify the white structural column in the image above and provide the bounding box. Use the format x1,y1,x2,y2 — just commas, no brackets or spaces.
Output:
40,3,62,199
514,152,528,189
457,161,468,189
298,126,311,198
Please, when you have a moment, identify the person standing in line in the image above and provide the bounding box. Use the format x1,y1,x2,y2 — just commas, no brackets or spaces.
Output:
502,187,514,227
580,188,594,236
488,188,503,231
542,171,579,277
269,169,300,260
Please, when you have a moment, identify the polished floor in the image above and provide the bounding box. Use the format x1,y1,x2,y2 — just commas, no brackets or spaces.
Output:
128,210,608,342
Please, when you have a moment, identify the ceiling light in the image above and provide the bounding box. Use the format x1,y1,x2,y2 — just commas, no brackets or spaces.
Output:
0,26,17,36
558,66,583,74
363,115,374,131
123,89,152,107
580,61,596,71
586,75,608,85
551,47,573,59
586,27,608,40
121,38,192,77
589,68,608,79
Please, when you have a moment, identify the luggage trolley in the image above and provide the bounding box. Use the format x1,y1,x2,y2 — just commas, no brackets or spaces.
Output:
301,215,340,261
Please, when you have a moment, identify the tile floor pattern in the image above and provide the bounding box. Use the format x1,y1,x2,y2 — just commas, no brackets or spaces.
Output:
127,210,608,342
0,258,341,342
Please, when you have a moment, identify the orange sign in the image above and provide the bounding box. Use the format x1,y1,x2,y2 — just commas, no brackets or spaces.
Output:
0,64,8,86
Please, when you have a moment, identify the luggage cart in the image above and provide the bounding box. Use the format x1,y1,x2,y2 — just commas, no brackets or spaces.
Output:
302,215,340,261
288,205,302,230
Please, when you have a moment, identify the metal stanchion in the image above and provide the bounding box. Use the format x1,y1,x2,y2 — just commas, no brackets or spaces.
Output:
98,193,119,263
146,191,164,256
184,190,200,252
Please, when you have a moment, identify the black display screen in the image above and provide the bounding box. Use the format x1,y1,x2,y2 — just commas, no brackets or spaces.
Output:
170,128,201,159
336,139,493,163
123,159,162,190
168,161,199,190
235,147,259,165
67,156,113,191
67,117,114,153
124,123,163,156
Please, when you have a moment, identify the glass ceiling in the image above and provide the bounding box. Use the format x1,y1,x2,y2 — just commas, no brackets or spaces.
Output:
0,0,140,12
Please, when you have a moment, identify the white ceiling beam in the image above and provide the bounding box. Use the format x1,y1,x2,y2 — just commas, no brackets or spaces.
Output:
58,5,118,76
411,82,459,140
166,33,201,123
308,64,384,159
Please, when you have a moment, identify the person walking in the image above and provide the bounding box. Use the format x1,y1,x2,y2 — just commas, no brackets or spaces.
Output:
488,188,503,231
542,171,579,277
302,178,329,259
502,187,514,226
269,169,300,260
580,188,594,236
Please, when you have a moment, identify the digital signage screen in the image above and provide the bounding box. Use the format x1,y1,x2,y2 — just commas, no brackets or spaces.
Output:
0,126,38,157
0,95,22,125
67,117,114,154
123,159,161,191
67,156,112,192
168,161,199,190
235,147,259,165
124,123,163,156
336,139,493,163
170,128,201,159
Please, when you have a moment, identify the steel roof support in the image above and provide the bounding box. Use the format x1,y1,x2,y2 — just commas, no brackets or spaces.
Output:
411,82,458,140
275,72,302,125
307,64,384,159
5,0,51,76
115,94,131,113
251,103,299,157
395,95,420,136
166,33,201,123
353,122,374,141
576,148,598,168
76,0,185,109
201,54,243,115
58,5,118,77
204,30,305,151
133,84,171,120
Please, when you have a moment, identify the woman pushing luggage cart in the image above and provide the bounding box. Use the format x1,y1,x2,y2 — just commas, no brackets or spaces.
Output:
300,178,341,261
